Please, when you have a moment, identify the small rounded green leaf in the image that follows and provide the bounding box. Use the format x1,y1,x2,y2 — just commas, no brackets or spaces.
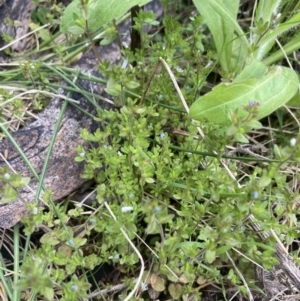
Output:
205,249,216,263
2,184,18,203
190,66,299,124
145,177,155,183
168,283,182,299
40,232,60,246
150,274,166,292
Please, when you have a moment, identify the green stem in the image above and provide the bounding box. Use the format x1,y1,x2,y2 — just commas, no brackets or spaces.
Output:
13,223,20,301
0,253,13,300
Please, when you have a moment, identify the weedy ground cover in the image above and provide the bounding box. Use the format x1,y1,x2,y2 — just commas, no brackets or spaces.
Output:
0,0,300,300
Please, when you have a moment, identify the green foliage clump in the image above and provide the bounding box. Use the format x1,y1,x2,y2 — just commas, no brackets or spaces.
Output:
1,0,300,300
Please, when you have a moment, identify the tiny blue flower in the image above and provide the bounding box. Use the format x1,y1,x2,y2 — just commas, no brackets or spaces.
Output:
141,282,148,291
108,253,120,260
68,240,75,247
104,144,108,149
185,86,190,91
90,218,96,225
71,284,78,292
154,206,160,213
157,94,163,100
252,191,259,199
160,133,165,139
249,100,256,107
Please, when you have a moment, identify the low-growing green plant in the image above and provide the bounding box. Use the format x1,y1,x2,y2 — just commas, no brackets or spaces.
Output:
1,0,300,300
0,167,30,204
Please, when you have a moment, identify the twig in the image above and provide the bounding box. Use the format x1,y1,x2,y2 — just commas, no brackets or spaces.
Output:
226,251,254,301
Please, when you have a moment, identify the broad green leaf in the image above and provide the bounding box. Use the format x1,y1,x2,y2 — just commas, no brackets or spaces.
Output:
288,88,300,107
61,0,152,34
233,59,267,83
190,66,299,124
192,0,248,74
